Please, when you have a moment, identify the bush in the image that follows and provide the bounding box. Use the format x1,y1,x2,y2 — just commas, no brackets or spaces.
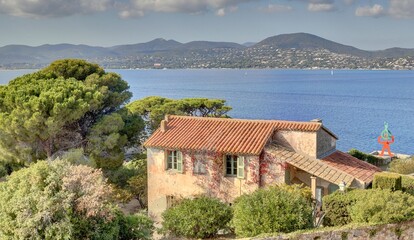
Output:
402,175,414,195
323,189,366,226
323,189,414,226
350,189,414,224
161,196,232,239
348,149,382,165
106,158,148,207
373,172,402,191
232,184,313,237
0,161,25,176
0,165,6,178
118,213,154,240
389,157,414,174
0,161,121,239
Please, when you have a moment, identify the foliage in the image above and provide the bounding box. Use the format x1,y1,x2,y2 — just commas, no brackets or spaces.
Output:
59,148,93,166
0,76,102,161
324,188,414,227
323,189,363,226
401,175,414,195
118,213,154,240
127,173,148,208
161,196,232,239
0,164,6,178
349,189,414,224
127,96,232,132
87,113,127,169
389,157,414,175
106,157,148,208
373,172,402,191
0,160,120,239
0,59,144,168
232,184,313,237
348,149,382,165
41,59,105,80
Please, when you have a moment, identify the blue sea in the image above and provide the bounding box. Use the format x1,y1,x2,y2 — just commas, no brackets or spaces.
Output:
1,69,413,154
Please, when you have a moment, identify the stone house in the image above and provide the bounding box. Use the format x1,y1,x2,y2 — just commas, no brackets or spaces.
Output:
144,115,380,220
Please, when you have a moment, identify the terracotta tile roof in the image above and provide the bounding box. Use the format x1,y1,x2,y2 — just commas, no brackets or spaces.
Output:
266,144,355,186
322,151,381,183
144,115,326,155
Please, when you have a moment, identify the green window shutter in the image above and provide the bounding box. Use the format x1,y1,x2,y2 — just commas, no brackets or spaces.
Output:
237,156,245,179
166,150,170,170
177,151,183,173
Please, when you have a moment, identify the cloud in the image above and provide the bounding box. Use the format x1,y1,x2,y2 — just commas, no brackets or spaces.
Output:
0,0,113,18
343,0,356,5
308,3,336,12
0,0,255,19
355,4,385,17
260,4,293,13
389,0,414,19
294,0,336,12
216,8,226,16
119,0,255,18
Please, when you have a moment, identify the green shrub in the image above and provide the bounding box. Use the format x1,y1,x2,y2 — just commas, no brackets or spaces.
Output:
118,213,154,240
0,161,25,176
389,157,414,174
323,189,365,226
0,161,121,239
373,172,402,191
232,184,313,237
348,149,382,165
401,175,414,195
0,165,6,178
161,196,232,239
349,189,414,224
106,158,148,207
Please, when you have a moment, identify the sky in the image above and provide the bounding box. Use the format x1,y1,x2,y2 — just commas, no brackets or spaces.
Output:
0,0,413,50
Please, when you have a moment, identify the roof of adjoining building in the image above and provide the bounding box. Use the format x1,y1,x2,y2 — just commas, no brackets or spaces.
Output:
266,144,380,186
322,151,381,183
144,115,335,155
266,144,355,186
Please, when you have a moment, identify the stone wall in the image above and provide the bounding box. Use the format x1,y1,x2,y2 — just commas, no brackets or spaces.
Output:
316,128,336,158
260,221,414,240
272,131,317,158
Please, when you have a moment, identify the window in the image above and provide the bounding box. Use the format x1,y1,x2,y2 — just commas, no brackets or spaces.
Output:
193,158,206,174
166,150,183,172
225,155,245,178
166,195,179,209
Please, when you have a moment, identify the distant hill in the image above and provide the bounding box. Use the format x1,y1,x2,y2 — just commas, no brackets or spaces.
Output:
110,38,183,54
1,33,414,69
372,47,414,58
0,44,116,65
180,41,244,50
242,42,257,47
254,33,370,57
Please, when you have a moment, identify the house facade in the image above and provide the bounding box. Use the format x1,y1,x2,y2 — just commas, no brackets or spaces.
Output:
144,115,380,220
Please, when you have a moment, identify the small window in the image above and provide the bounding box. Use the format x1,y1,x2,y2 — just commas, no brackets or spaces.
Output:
166,150,183,173
166,195,179,209
193,158,206,174
225,155,245,178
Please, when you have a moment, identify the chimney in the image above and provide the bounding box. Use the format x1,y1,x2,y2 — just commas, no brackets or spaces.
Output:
165,114,170,122
310,118,322,123
160,120,168,133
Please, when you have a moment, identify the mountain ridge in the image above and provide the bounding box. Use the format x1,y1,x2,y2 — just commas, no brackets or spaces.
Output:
1,33,413,69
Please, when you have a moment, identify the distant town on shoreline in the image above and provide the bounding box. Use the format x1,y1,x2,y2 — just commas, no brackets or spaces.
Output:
1,33,414,70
